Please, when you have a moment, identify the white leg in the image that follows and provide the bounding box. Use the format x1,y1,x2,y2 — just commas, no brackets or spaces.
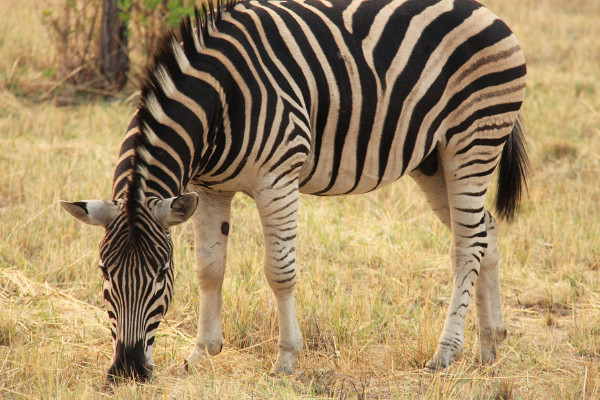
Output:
475,210,506,363
426,216,485,370
253,185,303,374
185,188,234,366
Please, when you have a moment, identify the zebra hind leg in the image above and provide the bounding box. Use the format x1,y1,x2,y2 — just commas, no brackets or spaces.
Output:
410,152,468,370
185,188,235,369
420,135,508,371
474,210,506,364
412,147,508,370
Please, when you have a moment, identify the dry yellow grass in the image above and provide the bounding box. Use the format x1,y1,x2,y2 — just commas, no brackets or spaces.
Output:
1,0,599,398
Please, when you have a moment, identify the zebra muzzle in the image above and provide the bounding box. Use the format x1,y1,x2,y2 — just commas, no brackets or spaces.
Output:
107,340,153,383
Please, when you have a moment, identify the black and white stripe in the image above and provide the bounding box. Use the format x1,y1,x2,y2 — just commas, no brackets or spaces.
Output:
63,0,529,380
98,206,174,381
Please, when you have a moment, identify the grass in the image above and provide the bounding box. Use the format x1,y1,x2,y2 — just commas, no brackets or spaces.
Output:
1,0,600,398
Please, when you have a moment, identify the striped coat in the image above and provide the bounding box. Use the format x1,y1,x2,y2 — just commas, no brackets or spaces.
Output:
62,0,528,380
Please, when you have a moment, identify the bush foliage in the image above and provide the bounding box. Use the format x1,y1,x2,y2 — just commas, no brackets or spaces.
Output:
42,0,197,94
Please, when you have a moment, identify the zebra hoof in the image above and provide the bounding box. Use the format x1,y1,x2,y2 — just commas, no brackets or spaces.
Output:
270,363,294,375
182,349,206,372
425,357,450,373
183,339,223,372
476,346,497,365
182,358,191,372
477,327,507,364
270,354,296,375
425,347,463,372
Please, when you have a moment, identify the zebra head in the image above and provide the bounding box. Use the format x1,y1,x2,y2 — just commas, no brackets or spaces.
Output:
60,194,198,382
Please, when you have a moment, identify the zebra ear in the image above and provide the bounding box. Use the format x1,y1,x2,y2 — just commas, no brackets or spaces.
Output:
60,200,119,227
153,193,199,228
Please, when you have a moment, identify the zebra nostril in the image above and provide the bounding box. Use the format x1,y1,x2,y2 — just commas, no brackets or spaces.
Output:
134,364,153,382
106,370,118,385
106,340,152,383
140,363,153,381
106,363,153,383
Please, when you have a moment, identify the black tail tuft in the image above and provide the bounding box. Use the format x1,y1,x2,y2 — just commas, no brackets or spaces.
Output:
495,116,530,220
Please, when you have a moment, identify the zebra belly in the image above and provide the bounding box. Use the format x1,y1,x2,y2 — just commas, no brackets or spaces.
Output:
298,163,391,196
297,125,419,196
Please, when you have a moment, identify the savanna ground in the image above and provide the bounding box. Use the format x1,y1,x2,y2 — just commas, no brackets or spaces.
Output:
1,0,599,398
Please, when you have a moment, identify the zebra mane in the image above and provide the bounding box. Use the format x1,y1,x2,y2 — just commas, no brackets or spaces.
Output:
125,0,245,240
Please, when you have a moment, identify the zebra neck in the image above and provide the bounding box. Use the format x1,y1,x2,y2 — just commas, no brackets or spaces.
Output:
111,113,205,204
112,4,240,203
119,117,213,203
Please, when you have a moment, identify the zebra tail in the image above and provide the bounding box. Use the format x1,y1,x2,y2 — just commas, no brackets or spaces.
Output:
495,115,531,220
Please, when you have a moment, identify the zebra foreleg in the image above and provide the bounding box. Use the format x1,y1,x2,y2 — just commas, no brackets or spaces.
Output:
185,188,234,368
254,184,303,375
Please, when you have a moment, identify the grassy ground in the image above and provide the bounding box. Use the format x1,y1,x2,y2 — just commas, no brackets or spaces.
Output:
1,0,599,398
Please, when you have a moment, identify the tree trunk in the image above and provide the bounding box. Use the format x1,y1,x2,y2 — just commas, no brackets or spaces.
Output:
100,0,129,90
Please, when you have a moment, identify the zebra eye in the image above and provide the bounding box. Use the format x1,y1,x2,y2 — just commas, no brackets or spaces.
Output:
156,262,170,283
99,261,110,281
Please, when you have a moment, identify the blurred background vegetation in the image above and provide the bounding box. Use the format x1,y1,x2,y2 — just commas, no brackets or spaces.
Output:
36,0,197,100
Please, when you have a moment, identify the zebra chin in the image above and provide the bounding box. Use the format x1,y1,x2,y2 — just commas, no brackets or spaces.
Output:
106,340,154,383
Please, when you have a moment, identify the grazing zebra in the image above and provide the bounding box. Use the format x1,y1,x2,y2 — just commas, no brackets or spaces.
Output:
61,0,529,381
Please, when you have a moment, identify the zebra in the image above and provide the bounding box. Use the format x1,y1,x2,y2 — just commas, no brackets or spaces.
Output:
61,0,529,381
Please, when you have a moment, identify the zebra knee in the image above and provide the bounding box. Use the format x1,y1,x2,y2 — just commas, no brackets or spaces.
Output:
195,246,226,288
266,269,298,295
484,210,498,232
263,241,298,295
481,210,499,269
